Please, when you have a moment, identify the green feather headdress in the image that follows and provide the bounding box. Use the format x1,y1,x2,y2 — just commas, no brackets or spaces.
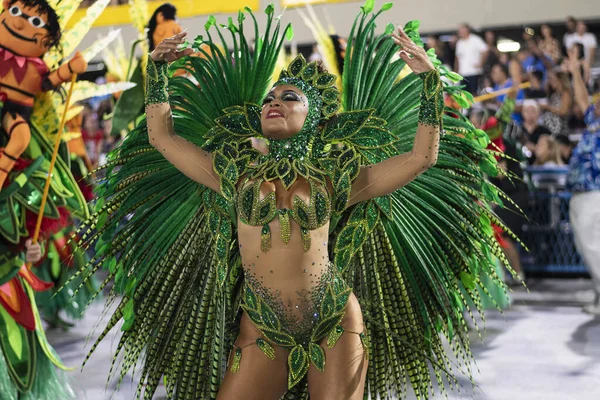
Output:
275,54,341,121
265,55,342,161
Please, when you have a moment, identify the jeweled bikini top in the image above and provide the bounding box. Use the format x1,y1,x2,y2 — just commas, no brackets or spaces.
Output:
237,155,331,252
231,55,341,253
237,172,331,253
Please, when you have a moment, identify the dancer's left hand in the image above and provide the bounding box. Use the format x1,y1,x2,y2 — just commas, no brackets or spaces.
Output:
392,27,434,74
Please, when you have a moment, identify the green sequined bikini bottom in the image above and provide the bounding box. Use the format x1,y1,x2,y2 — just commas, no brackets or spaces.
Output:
230,264,369,389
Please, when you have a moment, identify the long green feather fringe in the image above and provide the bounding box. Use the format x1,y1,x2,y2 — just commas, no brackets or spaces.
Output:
73,5,289,400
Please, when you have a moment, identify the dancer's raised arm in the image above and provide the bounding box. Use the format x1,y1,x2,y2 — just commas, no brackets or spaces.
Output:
146,31,221,193
349,28,441,206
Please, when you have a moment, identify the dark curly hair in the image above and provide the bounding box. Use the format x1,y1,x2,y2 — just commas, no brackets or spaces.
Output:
147,3,177,50
7,0,61,49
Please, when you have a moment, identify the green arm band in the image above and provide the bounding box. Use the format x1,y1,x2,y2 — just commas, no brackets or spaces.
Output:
417,69,444,129
146,57,169,105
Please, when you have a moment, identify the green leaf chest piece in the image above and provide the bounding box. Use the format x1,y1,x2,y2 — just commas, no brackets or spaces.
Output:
236,177,331,253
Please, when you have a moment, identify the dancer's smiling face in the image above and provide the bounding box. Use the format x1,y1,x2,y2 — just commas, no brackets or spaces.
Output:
0,0,55,57
260,85,309,140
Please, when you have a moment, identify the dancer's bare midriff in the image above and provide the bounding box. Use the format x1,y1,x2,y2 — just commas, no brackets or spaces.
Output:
237,177,350,335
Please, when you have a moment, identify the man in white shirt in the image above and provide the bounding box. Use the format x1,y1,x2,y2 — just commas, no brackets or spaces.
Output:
565,21,597,82
455,24,488,95
563,16,577,49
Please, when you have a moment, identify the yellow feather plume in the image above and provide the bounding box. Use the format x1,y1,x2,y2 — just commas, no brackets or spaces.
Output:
47,0,82,29
296,4,342,90
129,0,149,84
102,34,135,84
129,0,149,35
45,0,111,68
32,81,136,140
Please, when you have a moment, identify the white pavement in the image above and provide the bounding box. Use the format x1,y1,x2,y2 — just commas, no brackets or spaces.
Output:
47,279,600,400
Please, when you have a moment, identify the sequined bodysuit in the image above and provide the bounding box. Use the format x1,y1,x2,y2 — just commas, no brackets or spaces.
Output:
233,170,363,386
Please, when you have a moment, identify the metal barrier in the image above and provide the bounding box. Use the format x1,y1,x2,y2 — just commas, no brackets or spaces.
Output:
520,166,587,275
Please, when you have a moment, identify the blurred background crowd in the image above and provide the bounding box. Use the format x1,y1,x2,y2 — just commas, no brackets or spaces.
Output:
420,17,600,285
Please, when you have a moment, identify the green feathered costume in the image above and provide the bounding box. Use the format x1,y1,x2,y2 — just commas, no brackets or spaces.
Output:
73,2,514,399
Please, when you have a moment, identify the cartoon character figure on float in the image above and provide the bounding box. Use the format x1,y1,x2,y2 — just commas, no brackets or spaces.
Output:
0,1,113,398
0,0,87,191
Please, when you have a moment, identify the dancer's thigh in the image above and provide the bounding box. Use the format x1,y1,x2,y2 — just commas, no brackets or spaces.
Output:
307,293,368,400
217,313,289,400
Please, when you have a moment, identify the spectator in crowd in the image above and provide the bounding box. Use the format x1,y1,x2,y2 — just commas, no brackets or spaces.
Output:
483,31,501,83
426,35,454,68
518,40,554,81
565,21,597,83
521,100,552,149
455,24,488,95
540,70,573,135
524,70,547,100
82,112,104,168
563,16,578,49
539,24,562,63
491,62,525,122
529,134,567,187
565,21,597,60
555,134,574,164
565,49,600,315
533,134,564,166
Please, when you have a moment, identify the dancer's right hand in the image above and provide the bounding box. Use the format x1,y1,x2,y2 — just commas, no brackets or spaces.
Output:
150,31,194,63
